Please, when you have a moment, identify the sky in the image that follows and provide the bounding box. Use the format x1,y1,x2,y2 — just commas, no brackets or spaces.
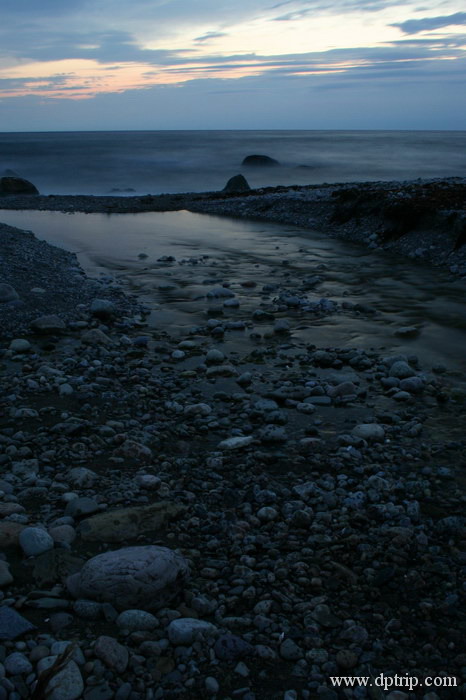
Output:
0,0,465,130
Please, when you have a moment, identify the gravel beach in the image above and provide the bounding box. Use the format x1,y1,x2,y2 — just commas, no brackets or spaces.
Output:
0,178,465,699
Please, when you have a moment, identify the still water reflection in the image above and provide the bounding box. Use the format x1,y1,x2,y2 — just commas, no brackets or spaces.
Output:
1,209,465,373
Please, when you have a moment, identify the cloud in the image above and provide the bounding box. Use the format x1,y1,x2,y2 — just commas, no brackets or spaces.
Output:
392,12,466,35
194,32,228,43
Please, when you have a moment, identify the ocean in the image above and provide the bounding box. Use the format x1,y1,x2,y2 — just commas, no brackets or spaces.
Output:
1,130,465,196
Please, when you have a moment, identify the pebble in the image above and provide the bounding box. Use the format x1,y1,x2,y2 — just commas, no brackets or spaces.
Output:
4,652,32,675
0,562,13,587
167,618,217,645
19,527,54,556
94,636,129,673
0,283,19,303
389,360,416,378
351,423,385,441
30,314,66,333
116,610,159,632
9,339,31,353
218,436,254,450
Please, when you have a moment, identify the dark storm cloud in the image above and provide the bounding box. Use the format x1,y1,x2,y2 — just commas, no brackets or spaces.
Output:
392,12,466,35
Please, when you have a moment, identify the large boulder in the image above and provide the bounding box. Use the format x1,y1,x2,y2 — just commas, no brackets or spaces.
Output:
66,545,189,611
242,154,279,167
0,177,39,195
223,174,251,193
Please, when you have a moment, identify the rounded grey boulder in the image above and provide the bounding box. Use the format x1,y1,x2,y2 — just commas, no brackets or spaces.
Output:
66,545,189,611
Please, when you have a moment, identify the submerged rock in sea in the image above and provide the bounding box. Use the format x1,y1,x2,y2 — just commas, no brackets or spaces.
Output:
223,174,251,192
242,154,279,167
0,176,39,195
66,545,190,611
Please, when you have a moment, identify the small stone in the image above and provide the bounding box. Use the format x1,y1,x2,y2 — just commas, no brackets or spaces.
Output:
65,497,100,518
45,660,84,700
19,527,54,557
90,299,115,319
0,606,36,640
184,403,212,416
310,604,341,628
257,506,278,522
9,339,31,353
207,287,235,299
389,360,415,378
116,609,158,632
0,283,19,303
167,618,217,645
81,329,114,346
274,319,291,334
394,325,419,338
205,349,225,364
335,649,358,669
59,383,74,396
31,314,66,334
234,661,250,677
280,638,303,660
0,561,13,586
94,636,129,673
218,436,253,450
214,634,254,661
351,423,385,441
205,676,220,694
67,467,98,488
4,652,33,675
73,600,102,620
49,525,76,546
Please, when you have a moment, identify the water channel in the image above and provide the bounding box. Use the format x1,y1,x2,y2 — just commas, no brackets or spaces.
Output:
1,208,466,376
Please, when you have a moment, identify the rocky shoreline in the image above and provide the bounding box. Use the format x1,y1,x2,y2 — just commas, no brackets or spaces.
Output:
0,179,466,699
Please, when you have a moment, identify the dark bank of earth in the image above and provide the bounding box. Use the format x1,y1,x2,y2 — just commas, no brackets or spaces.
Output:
0,178,465,699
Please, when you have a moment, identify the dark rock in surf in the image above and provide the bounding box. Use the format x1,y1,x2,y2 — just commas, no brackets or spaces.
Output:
0,177,39,196
242,154,279,167
223,174,251,193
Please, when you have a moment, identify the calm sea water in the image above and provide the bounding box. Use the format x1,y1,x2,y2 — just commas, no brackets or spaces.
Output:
1,130,465,196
